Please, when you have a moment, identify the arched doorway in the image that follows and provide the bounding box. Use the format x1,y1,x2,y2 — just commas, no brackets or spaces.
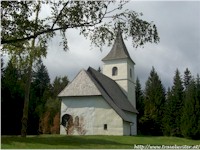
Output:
61,114,73,135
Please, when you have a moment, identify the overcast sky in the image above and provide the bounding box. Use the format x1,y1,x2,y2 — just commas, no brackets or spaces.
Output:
42,1,200,89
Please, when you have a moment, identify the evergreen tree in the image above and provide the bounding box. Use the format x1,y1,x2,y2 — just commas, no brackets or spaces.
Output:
40,76,69,134
181,77,200,139
2,1,160,137
28,60,51,135
1,61,24,135
141,67,165,135
135,77,144,135
162,87,173,135
52,76,69,97
183,68,192,90
196,74,200,138
163,69,184,136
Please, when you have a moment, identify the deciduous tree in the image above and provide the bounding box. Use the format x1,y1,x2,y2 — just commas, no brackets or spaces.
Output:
1,1,159,49
1,1,160,137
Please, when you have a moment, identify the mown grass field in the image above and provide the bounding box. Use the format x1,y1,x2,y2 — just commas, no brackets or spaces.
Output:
1,134,200,149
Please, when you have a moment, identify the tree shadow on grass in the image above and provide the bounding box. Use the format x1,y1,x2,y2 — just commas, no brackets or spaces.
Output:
1,135,132,149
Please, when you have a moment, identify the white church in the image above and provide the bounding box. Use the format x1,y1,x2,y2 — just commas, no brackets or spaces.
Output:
58,30,138,136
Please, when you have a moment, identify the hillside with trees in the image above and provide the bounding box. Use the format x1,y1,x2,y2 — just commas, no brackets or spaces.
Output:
2,56,199,139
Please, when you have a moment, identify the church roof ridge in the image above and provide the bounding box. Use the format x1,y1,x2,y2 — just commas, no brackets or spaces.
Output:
87,67,138,115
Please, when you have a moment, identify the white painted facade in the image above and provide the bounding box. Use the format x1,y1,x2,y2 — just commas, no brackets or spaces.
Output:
59,70,101,97
60,96,125,135
102,58,136,107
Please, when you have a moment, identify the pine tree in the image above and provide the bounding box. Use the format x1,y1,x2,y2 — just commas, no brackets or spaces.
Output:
183,68,192,90
39,76,69,134
52,76,69,97
164,69,184,136
135,77,144,134
28,60,51,135
141,67,165,135
196,74,200,139
162,87,173,136
1,61,24,135
181,78,200,139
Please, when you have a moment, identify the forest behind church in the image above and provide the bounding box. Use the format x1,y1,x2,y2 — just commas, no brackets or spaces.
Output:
1,58,200,139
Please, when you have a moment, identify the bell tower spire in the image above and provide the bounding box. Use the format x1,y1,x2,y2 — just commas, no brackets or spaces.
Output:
102,29,136,108
102,28,134,63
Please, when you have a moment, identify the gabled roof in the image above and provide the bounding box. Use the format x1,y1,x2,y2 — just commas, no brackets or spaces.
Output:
58,67,138,123
87,67,138,114
102,29,134,64
58,67,138,122
58,69,101,97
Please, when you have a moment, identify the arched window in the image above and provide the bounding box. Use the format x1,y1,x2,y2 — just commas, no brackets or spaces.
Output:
61,114,72,127
112,67,118,76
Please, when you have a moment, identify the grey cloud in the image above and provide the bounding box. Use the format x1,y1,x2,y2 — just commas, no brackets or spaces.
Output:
43,1,200,89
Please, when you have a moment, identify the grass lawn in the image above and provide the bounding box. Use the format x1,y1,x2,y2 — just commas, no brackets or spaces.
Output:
1,134,200,149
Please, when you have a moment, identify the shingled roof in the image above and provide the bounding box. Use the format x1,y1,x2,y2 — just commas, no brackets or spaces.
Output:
102,29,134,64
87,67,138,114
58,67,138,123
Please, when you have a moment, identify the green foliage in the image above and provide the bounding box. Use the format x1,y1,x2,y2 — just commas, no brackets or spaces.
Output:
181,79,198,139
163,69,184,137
1,58,68,135
2,54,199,138
1,1,159,51
27,60,51,135
1,61,24,135
180,75,200,139
39,75,69,134
52,76,69,97
135,77,144,135
1,1,159,137
141,67,165,135
183,68,192,90
1,55,5,77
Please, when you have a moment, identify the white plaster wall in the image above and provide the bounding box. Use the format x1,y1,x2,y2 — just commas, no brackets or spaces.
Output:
127,59,136,107
123,121,130,135
128,81,136,107
60,96,123,135
124,111,137,135
102,59,128,81
115,80,128,95
103,59,136,107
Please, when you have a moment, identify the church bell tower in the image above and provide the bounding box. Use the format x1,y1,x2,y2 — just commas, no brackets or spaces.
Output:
102,29,136,108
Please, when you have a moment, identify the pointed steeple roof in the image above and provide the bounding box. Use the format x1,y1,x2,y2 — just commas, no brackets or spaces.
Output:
102,29,134,63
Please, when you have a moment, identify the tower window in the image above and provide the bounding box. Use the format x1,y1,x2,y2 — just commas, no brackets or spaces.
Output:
112,67,118,76
104,124,107,130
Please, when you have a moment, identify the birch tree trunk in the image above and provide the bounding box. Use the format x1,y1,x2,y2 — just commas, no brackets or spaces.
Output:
21,2,40,137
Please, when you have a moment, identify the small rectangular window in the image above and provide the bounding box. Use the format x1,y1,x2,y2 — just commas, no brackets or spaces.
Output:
104,124,107,130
